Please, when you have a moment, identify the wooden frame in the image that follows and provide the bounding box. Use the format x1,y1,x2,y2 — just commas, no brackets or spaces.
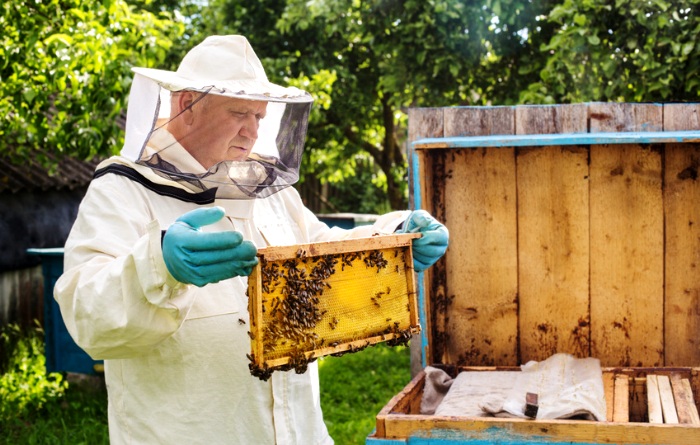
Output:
246,233,421,378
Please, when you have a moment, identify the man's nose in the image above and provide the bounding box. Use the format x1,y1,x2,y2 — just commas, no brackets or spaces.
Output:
240,115,259,140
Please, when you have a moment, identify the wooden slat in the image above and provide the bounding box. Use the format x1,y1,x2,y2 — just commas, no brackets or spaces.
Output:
590,143,664,366
408,108,444,373
589,102,663,133
380,414,700,444
515,103,588,135
444,106,514,137
442,107,518,366
443,148,518,366
604,371,616,422
658,375,680,424
681,378,700,424
647,374,664,424
664,104,700,131
255,233,419,260
671,373,700,424
516,145,590,362
663,142,700,366
614,374,630,422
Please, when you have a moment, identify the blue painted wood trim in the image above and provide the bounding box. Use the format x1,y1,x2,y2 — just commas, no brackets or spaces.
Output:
412,130,700,150
411,151,429,369
366,436,406,444
368,427,649,444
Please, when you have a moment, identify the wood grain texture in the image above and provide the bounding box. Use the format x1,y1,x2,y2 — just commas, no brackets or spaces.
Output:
664,143,700,366
516,146,590,362
589,102,663,133
441,107,518,366
604,371,616,422
443,148,519,366
663,104,700,131
590,144,664,366
407,108,445,373
671,373,700,424
614,374,630,422
444,106,514,137
647,374,664,424
515,104,588,135
658,375,680,424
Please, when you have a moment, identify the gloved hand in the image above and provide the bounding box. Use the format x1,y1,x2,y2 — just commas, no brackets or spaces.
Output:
399,210,449,272
162,207,258,287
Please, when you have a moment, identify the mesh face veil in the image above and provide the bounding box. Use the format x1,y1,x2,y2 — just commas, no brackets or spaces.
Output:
120,35,313,200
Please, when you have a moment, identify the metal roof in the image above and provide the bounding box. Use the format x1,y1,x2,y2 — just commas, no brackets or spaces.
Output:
0,152,102,193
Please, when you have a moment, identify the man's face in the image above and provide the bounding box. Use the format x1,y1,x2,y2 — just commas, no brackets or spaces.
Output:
174,93,268,168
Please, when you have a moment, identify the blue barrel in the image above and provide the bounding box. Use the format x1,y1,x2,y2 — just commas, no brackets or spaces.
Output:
26,248,102,375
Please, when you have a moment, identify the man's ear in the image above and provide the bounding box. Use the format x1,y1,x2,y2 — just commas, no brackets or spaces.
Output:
176,91,197,125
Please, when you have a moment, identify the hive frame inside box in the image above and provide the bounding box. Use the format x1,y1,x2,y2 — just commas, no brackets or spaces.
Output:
247,233,421,378
369,103,700,444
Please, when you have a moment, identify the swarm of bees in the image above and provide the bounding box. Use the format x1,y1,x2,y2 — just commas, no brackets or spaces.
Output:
247,245,419,381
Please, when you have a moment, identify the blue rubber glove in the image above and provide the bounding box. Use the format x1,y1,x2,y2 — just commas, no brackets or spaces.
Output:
399,210,449,272
162,207,258,287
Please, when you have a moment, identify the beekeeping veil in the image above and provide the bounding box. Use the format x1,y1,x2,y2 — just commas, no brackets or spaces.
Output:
121,35,313,199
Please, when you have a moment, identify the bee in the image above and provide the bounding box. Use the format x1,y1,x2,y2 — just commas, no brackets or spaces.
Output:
238,318,246,325
247,331,255,340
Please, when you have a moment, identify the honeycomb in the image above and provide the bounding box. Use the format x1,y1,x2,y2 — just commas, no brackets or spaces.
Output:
246,233,421,380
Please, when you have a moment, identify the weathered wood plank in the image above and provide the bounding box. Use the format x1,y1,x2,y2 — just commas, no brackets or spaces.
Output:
515,103,588,135
407,108,445,374
658,375,680,424
444,106,514,137
604,371,616,422
590,143,664,366
443,148,518,366
663,143,700,366
381,413,700,444
441,107,518,367
516,146,590,362
648,374,664,424
589,102,663,133
664,104,700,131
614,374,630,422
671,373,700,425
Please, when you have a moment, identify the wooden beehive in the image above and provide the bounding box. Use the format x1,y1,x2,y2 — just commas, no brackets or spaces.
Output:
370,103,700,444
246,233,421,380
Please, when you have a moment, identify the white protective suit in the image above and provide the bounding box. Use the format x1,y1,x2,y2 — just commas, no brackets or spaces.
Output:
54,140,409,444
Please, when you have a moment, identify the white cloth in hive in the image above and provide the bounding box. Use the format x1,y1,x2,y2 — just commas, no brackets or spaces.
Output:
422,353,606,421
486,353,607,421
434,370,516,417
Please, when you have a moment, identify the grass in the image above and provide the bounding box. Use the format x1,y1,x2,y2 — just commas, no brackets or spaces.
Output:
0,325,411,445
319,344,411,444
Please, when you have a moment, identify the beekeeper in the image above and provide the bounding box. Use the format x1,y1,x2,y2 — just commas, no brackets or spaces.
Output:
54,35,448,444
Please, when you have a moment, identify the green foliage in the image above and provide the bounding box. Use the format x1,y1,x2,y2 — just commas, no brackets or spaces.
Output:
0,324,67,421
199,0,561,211
319,343,411,444
7,0,700,212
522,0,700,103
0,0,184,169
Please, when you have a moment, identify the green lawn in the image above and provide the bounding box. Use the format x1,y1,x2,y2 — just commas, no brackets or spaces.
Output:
0,325,411,445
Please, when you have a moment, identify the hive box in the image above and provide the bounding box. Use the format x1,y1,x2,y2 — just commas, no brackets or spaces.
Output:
369,103,700,444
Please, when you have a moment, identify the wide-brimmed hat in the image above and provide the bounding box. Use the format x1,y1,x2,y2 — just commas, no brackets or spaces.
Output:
131,35,313,103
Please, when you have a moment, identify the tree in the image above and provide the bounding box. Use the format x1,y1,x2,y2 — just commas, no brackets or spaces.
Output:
0,0,184,169
521,0,700,103
199,0,561,212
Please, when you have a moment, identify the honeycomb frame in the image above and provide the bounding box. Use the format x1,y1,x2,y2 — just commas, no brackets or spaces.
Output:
246,233,421,380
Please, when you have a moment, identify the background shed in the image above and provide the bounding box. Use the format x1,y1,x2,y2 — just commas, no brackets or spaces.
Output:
0,154,99,332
